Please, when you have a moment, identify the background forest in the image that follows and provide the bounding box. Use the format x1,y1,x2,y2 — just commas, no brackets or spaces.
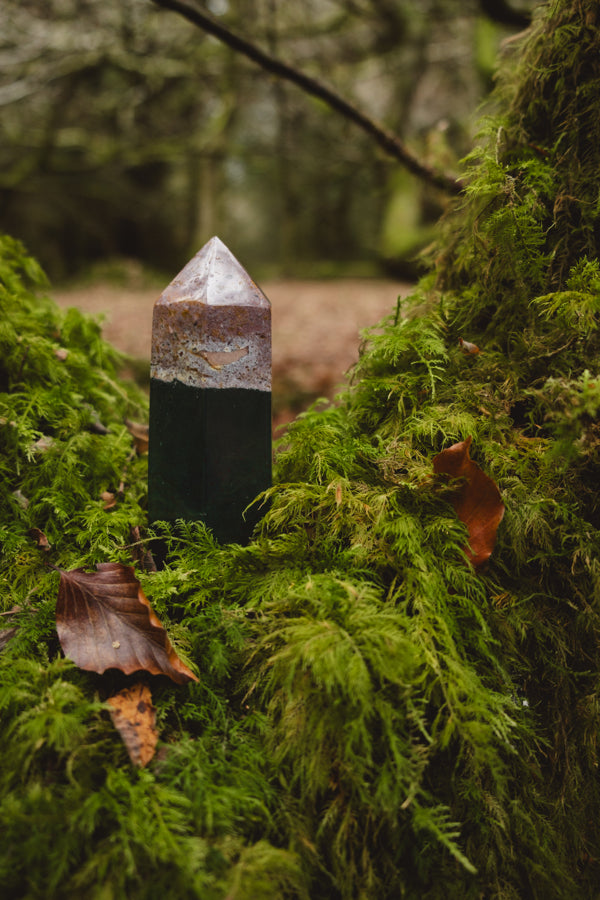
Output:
1,0,533,280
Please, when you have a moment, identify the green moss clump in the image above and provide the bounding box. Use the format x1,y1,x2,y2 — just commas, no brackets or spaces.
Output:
2,1,600,897
0,235,306,899
436,0,600,338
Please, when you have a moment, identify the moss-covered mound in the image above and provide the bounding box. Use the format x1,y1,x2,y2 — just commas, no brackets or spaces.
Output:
2,2,600,898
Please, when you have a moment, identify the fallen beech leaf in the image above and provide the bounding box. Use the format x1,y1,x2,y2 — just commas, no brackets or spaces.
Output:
29,527,51,551
459,337,481,355
433,436,504,568
124,419,149,454
107,682,158,767
101,490,117,510
56,562,198,683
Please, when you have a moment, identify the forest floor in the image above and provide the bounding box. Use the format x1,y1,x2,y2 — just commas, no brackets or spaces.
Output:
55,278,412,428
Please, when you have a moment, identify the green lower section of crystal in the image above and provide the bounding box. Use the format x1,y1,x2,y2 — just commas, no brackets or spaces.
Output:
148,379,271,544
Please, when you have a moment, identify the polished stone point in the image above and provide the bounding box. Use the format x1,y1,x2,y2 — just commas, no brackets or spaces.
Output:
151,236,271,392
148,237,272,543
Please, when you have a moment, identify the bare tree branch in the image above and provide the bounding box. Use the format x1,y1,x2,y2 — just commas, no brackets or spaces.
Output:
479,0,531,29
150,0,464,195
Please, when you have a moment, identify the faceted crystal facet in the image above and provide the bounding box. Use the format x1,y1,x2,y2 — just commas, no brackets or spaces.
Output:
157,236,270,308
150,237,271,391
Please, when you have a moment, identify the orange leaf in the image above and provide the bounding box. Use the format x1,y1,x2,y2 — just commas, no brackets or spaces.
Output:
107,682,159,767
56,562,198,683
458,337,481,355
433,436,504,568
101,491,117,510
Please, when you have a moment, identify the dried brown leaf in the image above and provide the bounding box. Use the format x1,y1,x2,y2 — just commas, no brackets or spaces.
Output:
107,682,159,767
433,436,504,568
458,337,481,355
101,491,117,510
124,419,149,454
56,562,198,683
29,527,51,550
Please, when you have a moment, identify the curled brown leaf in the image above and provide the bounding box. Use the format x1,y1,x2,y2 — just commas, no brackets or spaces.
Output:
124,419,149,454
29,527,51,551
459,337,481,355
101,491,117,510
107,682,159,767
433,436,504,568
56,562,198,683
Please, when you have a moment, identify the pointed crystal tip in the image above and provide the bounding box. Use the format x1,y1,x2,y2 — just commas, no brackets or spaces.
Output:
157,236,270,308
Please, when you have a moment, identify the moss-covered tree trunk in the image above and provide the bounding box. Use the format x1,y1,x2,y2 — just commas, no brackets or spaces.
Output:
438,0,600,330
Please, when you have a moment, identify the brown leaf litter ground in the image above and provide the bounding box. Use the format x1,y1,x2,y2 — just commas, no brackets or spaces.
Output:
55,278,412,428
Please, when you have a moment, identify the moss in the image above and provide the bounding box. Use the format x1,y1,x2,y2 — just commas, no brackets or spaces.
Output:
3,1,600,897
